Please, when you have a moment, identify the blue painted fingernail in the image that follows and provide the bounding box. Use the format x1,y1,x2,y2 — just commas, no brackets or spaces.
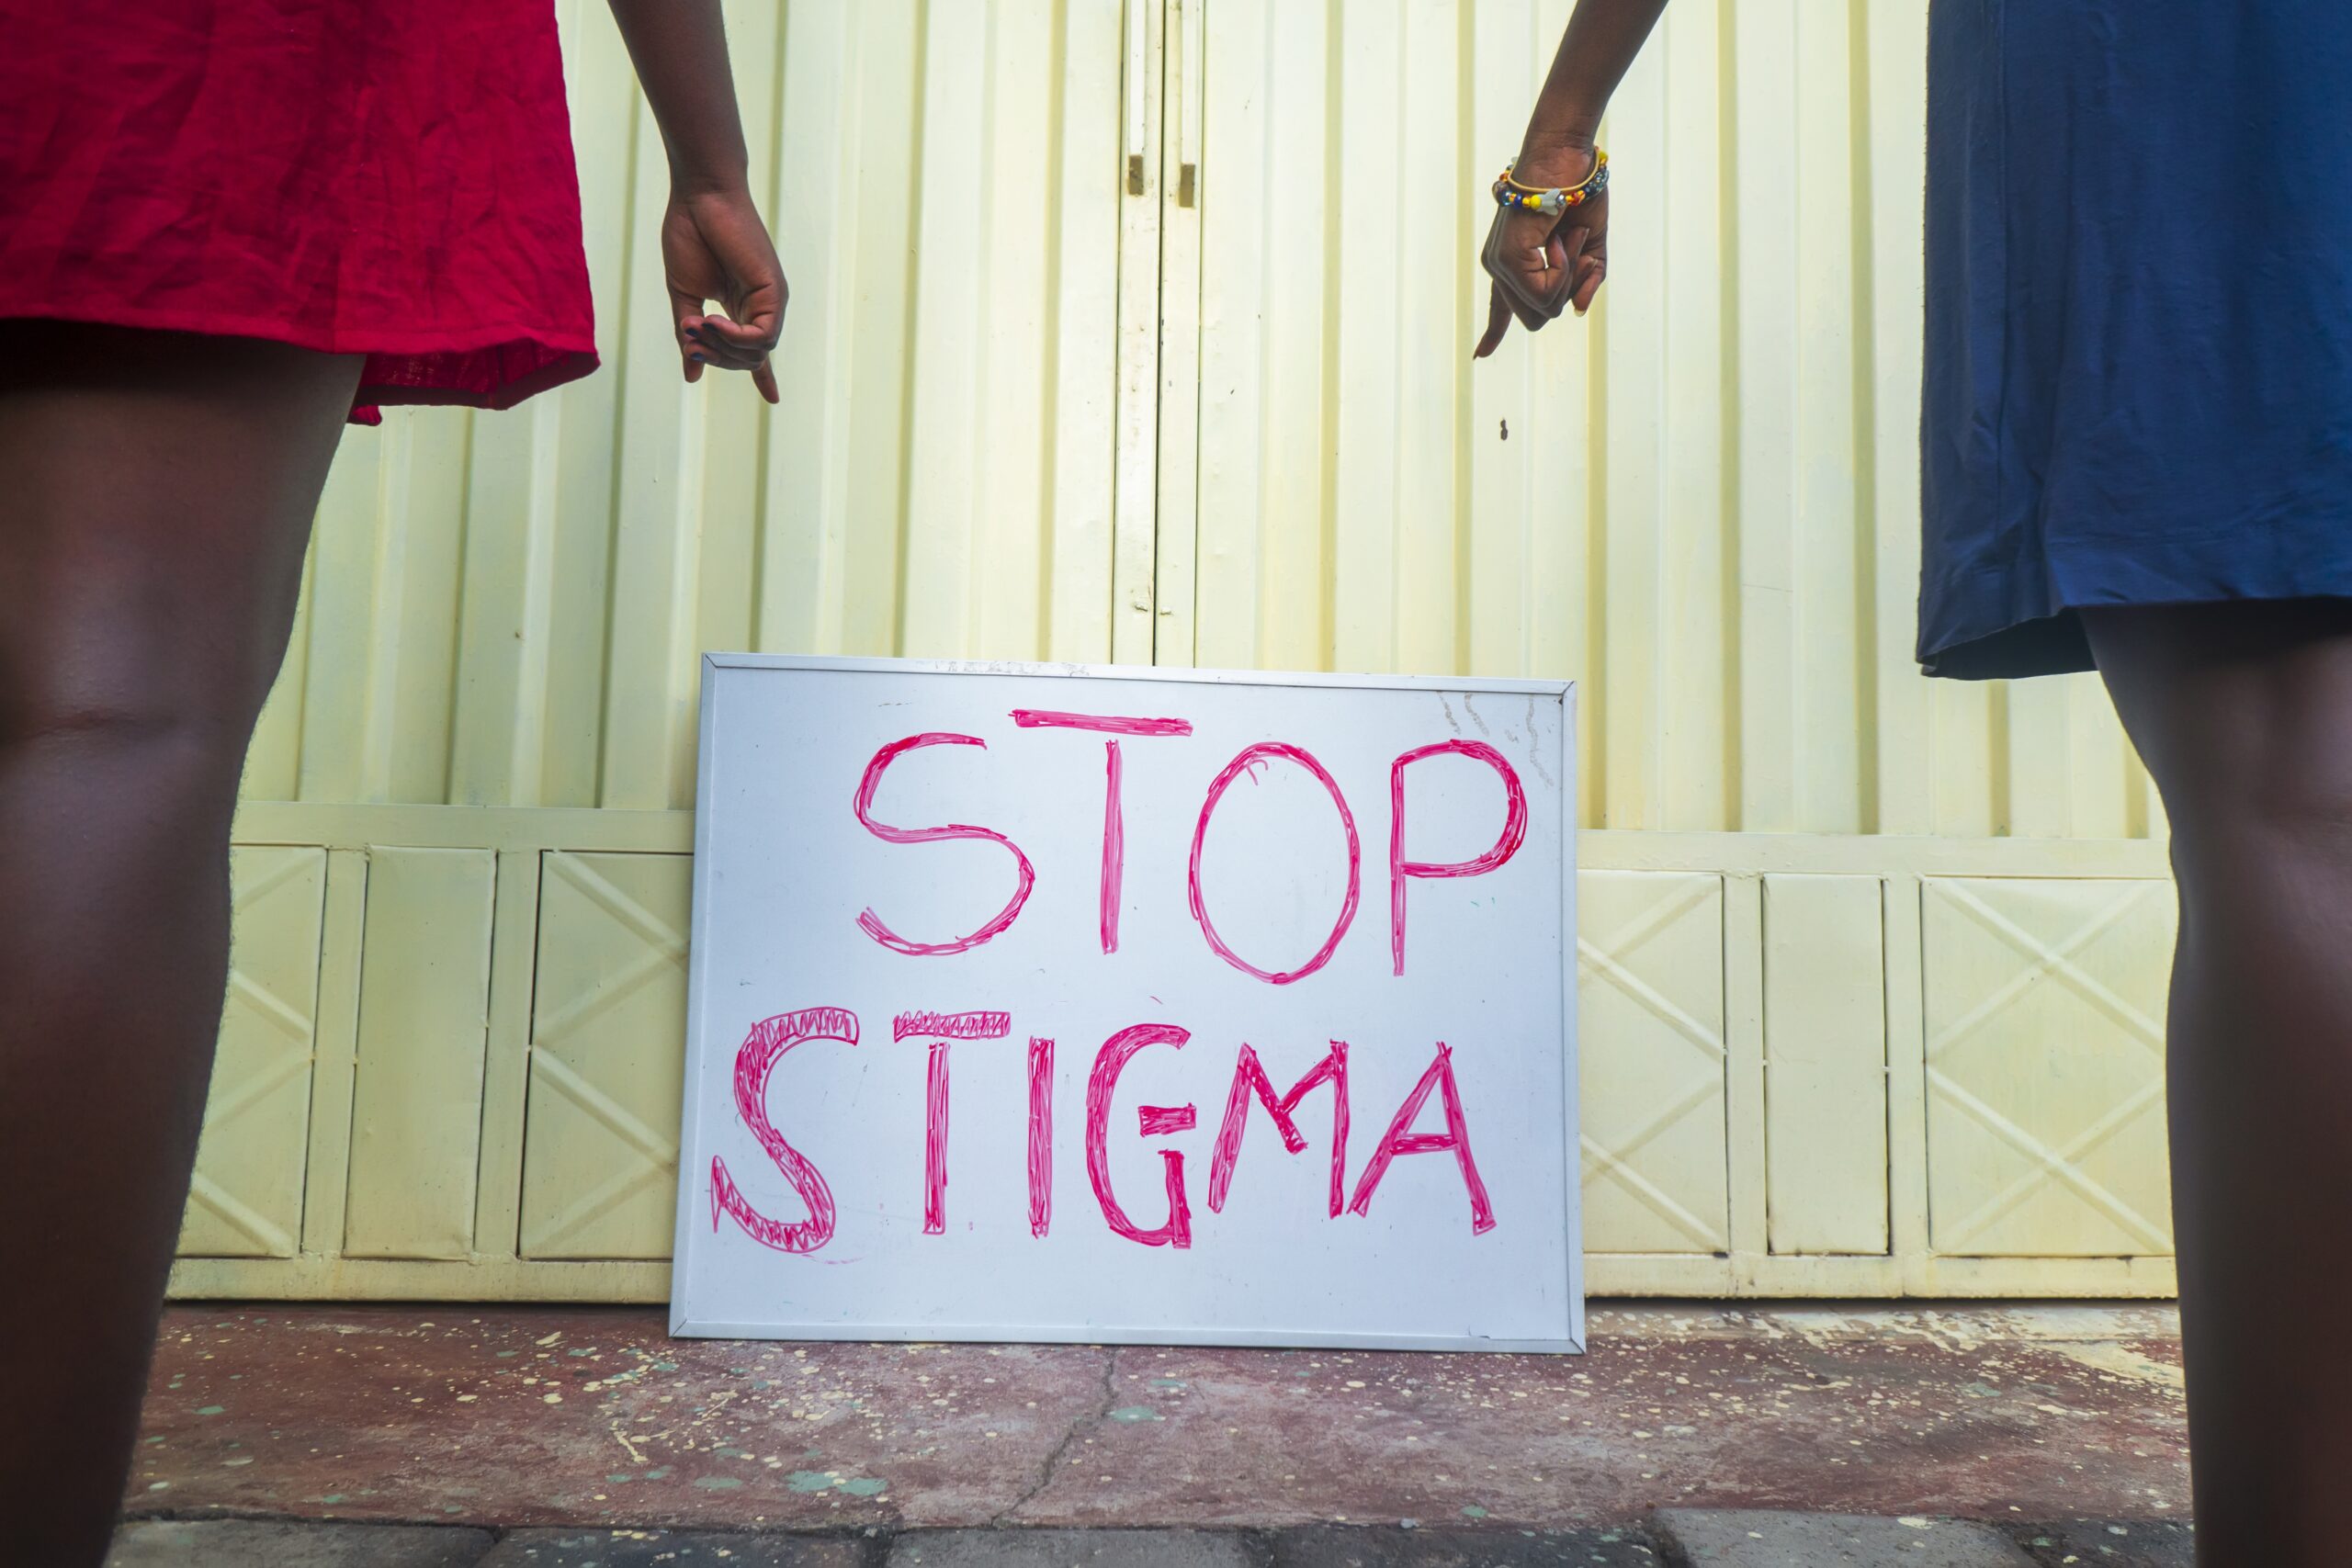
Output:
690,353,706,363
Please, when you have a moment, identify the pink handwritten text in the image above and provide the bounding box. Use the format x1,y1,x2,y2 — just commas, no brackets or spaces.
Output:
1085,1022,1195,1248
1347,1043,1496,1235
710,1007,859,1253
1188,743,1363,986
1207,1041,1351,1217
854,734,1035,956
1388,739,1528,976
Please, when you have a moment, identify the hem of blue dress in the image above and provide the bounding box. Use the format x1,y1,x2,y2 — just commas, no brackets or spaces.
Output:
1918,536,2352,680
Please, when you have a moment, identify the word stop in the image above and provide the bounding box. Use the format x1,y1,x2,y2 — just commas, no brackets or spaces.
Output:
853,709,1530,980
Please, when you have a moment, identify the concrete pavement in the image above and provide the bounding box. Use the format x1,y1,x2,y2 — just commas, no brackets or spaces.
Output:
115,1303,2192,1565
105,1518,2194,1566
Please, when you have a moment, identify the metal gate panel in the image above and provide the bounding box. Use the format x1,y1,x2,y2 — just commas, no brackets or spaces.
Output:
177,849,328,1259
519,852,695,1260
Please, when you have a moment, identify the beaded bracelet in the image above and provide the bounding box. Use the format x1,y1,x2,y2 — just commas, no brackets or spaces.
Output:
1492,150,1609,217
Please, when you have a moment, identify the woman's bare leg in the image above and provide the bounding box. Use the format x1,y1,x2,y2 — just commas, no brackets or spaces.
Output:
2086,600,2352,1564
0,322,359,1565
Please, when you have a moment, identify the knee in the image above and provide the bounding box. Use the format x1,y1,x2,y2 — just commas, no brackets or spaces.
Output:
2163,765,2352,889
0,656,267,794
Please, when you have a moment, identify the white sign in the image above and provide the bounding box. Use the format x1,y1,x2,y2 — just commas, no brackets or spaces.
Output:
672,656,1580,1352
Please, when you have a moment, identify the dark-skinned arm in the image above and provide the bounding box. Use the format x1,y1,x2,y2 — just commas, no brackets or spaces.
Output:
605,0,788,400
1476,0,1668,356
1520,0,1668,161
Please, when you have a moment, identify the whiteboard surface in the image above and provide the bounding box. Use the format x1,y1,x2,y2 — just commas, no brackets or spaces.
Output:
673,656,1580,1351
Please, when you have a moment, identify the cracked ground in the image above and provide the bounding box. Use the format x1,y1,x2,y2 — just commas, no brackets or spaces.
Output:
128,1303,2188,1530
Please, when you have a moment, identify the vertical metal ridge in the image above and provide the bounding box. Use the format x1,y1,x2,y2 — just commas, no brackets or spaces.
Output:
888,0,934,658
589,84,646,808
1034,0,1072,659
1450,0,1476,679
511,397,563,806
1986,682,2013,834
439,411,481,806
1316,0,1343,672
1250,0,1280,665
965,0,1003,654
361,419,410,804
1584,210,1611,827
1846,0,1881,835
747,0,794,654
1715,0,1744,832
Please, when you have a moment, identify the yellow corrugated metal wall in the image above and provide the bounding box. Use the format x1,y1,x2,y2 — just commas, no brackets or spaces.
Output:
245,0,1131,814
185,0,2179,1303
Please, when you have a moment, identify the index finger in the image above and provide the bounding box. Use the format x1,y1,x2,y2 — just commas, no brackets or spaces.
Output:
1475,284,1513,359
1567,232,1607,317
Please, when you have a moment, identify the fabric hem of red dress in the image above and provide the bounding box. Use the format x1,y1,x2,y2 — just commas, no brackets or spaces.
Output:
0,302,599,422
0,301,595,359
355,348,600,417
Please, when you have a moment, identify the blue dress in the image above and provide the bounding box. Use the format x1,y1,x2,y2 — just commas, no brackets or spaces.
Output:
1919,0,2352,678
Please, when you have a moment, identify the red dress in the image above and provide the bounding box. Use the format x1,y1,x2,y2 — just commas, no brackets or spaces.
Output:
0,0,598,423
